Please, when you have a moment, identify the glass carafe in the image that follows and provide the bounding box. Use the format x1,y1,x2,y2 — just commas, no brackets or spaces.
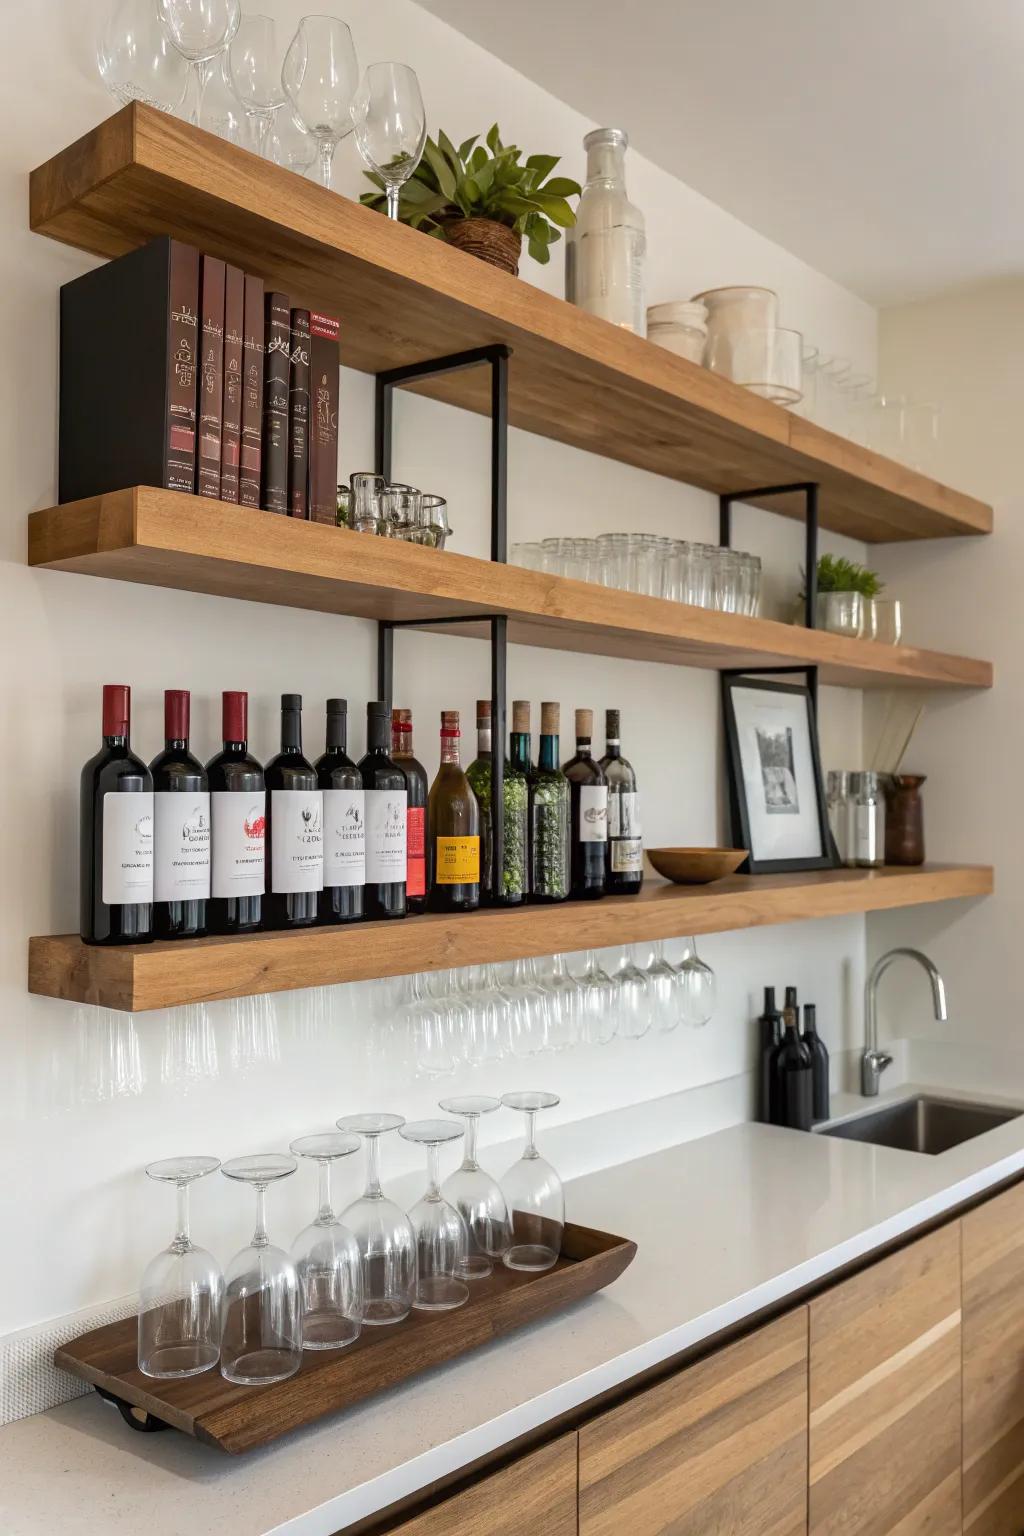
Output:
567,127,646,336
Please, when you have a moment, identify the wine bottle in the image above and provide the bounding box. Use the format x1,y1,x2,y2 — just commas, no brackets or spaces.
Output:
466,699,527,906
527,701,569,903
391,707,428,915
263,694,322,929
600,707,642,895
150,689,209,940
206,690,264,935
427,710,480,913
802,1003,831,1122
563,708,608,899
358,701,407,920
757,986,783,1123
317,698,364,924
80,684,154,945
770,987,813,1130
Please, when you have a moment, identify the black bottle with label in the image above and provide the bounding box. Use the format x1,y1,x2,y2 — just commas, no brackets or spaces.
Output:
802,1003,831,1121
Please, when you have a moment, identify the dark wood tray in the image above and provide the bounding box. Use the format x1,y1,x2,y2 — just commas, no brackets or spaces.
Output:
55,1222,636,1454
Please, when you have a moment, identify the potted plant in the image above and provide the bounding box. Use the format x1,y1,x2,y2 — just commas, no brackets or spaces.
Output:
797,555,885,636
360,124,580,276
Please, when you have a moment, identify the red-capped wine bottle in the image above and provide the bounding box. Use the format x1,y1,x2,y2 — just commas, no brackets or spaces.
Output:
80,684,154,945
317,697,365,924
563,707,607,899
206,691,265,935
391,707,427,914
264,693,322,929
358,701,407,920
150,689,210,940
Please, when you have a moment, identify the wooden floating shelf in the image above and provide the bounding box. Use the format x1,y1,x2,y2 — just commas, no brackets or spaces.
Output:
29,865,993,1013
28,489,992,692
30,104,992,545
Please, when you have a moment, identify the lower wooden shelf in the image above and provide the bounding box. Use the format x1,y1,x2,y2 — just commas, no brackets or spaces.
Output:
29,865,992,1013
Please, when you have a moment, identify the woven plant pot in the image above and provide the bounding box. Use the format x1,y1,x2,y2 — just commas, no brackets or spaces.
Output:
444,218,522,276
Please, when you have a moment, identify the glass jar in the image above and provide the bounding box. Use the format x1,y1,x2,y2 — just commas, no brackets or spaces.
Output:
646,300,708,363
567,127,646,336
850,771,885,868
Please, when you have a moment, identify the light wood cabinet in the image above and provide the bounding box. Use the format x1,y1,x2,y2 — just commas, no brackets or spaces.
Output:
381,1434,578,1536
578,1309,808,1535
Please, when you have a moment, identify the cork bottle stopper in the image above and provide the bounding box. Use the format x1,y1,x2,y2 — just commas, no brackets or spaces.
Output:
476,698,491,724
540,701,560,733
575,708,593,737
512,699,531,732
392,707,411,725
441,709,460,731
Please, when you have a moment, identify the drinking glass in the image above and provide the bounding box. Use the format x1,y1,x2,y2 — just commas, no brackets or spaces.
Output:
707,327,803,405
500,1091,564,1272
380,483,422,540
337,1112,416,1325
349,471,387,533
642,941,680,1033
438,1096,512,1278
596,531,629,588
676,938,716,1028
157,0,240,128
138,1156,222,1378
610,948,652,1039
219,1154,301,1385
420,494,451,549
400,1120,469,1311
870,597,903,645
351,63,427,221
818,591,865,638
511,541,544,570
282,16,359,190
98,0,189,113
687,543,714,607
575,950,616,1045
290,1133,363,1351
712,548,740,613
228,13,285,159
539,952,581,1051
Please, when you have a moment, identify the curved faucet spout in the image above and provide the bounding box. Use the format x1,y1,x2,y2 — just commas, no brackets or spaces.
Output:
862,948,948,1098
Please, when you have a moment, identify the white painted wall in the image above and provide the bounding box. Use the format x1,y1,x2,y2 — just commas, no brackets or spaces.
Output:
0,0,876,1340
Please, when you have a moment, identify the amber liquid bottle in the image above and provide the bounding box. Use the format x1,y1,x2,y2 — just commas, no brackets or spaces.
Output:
427,710,481,912
391,707,428,915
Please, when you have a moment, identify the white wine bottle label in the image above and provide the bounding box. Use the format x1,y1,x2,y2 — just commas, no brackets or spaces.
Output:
611,838,644,873
323,788,366,887
271,789,323,893
154,791,211,902
211,791,265,898
578,784,608,843
365,788,407,881
102,791,154,905
608,791,641,839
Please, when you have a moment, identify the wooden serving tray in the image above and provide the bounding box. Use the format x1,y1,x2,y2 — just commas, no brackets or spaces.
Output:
55,1222,636,1454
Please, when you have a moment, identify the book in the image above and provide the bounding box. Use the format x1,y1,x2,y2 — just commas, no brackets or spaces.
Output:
240,273,264,508
308,311,340,525
288,308,310,519
198,256,226,499
59,236,199,502
220,264,244,503
261,290,290,513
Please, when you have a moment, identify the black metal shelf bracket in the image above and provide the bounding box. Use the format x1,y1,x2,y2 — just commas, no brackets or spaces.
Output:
719,482,820,631
94,1384,170,1435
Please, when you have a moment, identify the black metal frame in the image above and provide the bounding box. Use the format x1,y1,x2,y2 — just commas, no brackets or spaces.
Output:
719,482,819,631
94,1384,169,1434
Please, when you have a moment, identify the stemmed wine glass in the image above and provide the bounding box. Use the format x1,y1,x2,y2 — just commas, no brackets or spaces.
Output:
506,958,548,1057
643,941,681,1033
219,1154,302,1385
228,13,286,159
351,62,427,221
97,0,189,113
157,0,240,129
500,1091,564,1272
138,1156,222,1378
400,1120,469,1311
438,1095,512,1278
282,16,360,190
290,1133,364,1351
610,947,652,1039
677,937,716,1028
539,953,581,1051
337,1112,415,1325
575,951,616,1045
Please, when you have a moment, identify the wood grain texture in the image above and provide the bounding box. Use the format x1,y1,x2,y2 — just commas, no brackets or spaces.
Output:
29,865,993,1012
29,105,992,544
54,1224,634,1454
962,1181,1024,1534
809,1224,962,1536
578,1309,808,1536
27,489,993,691
378,1435,578,1536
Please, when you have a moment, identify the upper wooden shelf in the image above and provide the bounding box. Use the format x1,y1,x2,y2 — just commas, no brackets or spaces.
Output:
28,489,992,691
30,104,992,545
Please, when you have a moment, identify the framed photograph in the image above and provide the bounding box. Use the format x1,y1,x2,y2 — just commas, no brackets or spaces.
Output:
722,675,835,874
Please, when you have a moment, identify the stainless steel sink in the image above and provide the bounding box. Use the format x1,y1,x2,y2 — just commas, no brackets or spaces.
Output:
816,1095,1022,1156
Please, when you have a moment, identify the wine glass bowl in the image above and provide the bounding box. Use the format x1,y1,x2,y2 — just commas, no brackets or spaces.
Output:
611,948,653,1039
400,1120,469,1311
438,1095,511,1279
677,937,716,1028
228,12,286,158
97,0,189,113
500,1091,564,1272
138,1155,222,1379
219,1153,302,1386
290,1133,364,1351
158,0,240,127
351,61,427,220
337,1112,416,1326
282,15,360,190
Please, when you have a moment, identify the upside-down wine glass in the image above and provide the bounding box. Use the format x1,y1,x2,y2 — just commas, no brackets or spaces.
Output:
158,0,240,129
540,953,581,1051
610,947,653,1039
677,937,716,1028
400,1120,469,1310
282,15,359,191
228,13,286,159
500,1091,564,1272
138,1156,222,1378
351,62,427,221
290,1133,364,1350
219,1154,302,1385
337,1112,416,1324
643,941,681,1033
575,951,616,1045
439,1096,512,1278
97,0,189,113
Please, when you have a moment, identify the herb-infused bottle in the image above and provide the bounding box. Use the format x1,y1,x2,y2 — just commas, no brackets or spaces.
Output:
527,701,570,903
427,711,481,913
466,699,527,906
563,707,608,899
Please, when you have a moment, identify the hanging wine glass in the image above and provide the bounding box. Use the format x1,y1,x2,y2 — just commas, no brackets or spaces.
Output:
282,15,359,191
574,950,617,1045
500,1091,564,1272
228,12,286,159
539,953,582,1051
97,0,189,113
676,936,716,1028
351,62,427,221
157,0,241,129
642,941,681,1033
610,947,653,1040
506,957,548,1057
138,1156,222,1378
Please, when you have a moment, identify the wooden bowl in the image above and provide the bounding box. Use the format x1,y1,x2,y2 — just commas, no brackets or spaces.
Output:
645,847,748,884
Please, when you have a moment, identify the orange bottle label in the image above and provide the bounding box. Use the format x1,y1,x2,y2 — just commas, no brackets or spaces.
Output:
435,836,480,884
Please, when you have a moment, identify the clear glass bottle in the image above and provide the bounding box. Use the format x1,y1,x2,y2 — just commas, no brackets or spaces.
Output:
567,127,646,336
427,711,481,913
466,699,528,907
528,701,570,903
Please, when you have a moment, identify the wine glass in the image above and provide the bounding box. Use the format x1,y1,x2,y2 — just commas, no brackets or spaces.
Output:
267,108,317,175
219,1154,302,1385
337,1112,415,1325
157,0,240,129
642,941,680,1033
500,1091,564,1272
538,953,581,1051
97,0,189,113
610,947,653,1040
438,1095,512,1278
476,963,515,1059
506,958,548,1057
200,53,249,145
402,973,456,1078
138,1156,222,1378
290,1133,363,1351
282,15,359,190
677,937,716,1028
575,950,617,1045
228,13,286,159
351,62,427,221
400,1120,469,1310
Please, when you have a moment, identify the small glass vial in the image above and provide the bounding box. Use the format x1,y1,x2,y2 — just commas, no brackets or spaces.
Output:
566,127,646,336
850,771,885,868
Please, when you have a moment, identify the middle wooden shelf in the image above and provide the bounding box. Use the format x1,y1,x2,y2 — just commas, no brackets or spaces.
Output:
28,487,992,691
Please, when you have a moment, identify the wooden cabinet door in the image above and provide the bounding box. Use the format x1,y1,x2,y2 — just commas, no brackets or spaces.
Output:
578,1309,808,1535
382,1434,577,1536
808,1223,961,1536
963,1180,1024,1535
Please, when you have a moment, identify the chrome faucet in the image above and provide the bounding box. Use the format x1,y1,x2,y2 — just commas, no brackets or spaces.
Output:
862,948,948,1096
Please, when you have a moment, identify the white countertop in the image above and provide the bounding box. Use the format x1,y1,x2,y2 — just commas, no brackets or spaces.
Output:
5,1076,1024,1536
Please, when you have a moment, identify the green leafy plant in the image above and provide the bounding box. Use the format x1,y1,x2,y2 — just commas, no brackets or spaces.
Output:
360,124,580,264
799,554,885,599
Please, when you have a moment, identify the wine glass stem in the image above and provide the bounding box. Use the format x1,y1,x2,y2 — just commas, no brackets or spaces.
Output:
193,58,214,129
318,137,335,189
364,1136,382,1198
252,1184,268,1248
425,1143,441,1200
173,1181,191,1251
464,1118,479,1167
386,184,400,221
317,1161,333,1223
254,112,271,160
524,1110,538,1159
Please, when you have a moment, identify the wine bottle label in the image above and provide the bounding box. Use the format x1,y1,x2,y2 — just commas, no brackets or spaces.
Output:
406,807,426,897
323,788,365,888
271,789,323,893
435,836,480,884
154,791,211,902
211,791,265,898
578,784,608,843
608,790,641,838
365,789,407,882
102,791,155,905
611,838,644,873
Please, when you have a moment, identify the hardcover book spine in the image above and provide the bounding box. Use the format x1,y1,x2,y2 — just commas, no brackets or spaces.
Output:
308,311,340,525
198,256,226,499
220,264,244,504
166,241,200,494
240,274,264,508
288,308,311,519
261,290,291,513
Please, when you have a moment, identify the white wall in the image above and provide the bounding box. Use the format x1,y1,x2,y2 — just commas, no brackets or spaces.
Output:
0,0,876,1340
